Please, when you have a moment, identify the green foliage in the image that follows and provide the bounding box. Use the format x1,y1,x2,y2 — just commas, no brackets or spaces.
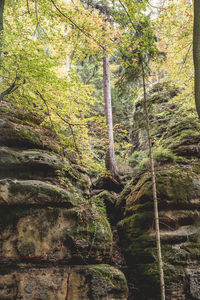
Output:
153,146,177,164
129,146,179,174
92,196,107,216
0,0,115,173
128,150,148,167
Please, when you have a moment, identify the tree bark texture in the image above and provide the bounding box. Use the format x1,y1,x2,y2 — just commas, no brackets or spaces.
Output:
0,0,5,61
0,0,5,32
193,0,200,118
103,56,118,179
141,62,166,300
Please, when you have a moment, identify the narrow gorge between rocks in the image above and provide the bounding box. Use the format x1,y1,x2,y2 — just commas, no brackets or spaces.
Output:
0,83,200,300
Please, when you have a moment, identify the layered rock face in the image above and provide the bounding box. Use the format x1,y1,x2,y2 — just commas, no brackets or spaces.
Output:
0,109,128,300
117,83,200,300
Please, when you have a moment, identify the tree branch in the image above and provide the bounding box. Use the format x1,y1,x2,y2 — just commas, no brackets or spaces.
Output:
26,0,30,14
35,90,56,132
49,0,105,51
148,0,166,10
0,77,23,101
56,111,81,157
118,0,137,32
179,43,192,71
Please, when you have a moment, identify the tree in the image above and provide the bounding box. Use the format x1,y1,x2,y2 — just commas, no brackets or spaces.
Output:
103,55,118,179
141,60,166,300
80,0,119,180
193,0,200,118
0,0,5,61
115,1,166,299
155,0,193,107
0,0,119,175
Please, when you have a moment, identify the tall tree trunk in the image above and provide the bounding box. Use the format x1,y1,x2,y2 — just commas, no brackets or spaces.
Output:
0,0,5,62
141,61,166,300
103,55,118,179
193,0,200,118
64,0,71,78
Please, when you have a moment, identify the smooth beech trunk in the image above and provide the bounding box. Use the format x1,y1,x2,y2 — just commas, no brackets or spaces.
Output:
193,0,200,118
141,62,166,300
103,56,118,179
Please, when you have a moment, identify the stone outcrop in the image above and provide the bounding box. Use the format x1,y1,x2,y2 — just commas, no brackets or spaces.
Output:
117,83,200,300
0,107,128,300
0,265,128,300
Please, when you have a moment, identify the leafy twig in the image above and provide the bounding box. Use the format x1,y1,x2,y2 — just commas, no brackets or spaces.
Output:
49,0,105,51
179,43,192,71
118,0,137,32
35,90,56,132
56,111,81,158
0,77,25,101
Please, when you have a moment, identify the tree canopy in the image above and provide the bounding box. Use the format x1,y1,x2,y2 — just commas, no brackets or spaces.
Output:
0,0,197,169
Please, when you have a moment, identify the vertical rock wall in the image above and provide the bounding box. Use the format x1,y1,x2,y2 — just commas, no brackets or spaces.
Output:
0,109,128,300
117,83,200,300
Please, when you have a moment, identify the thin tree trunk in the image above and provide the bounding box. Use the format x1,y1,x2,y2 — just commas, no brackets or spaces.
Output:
193,0,200,118
103,55,118,179
64,0,71,78
0,0,5,62
141,61,165,300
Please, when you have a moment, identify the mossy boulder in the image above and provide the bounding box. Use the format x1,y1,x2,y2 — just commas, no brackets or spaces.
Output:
0,147,66,180
0,179,77,206
73,265,128,300
0,265,128,300
0,204,113,263
0,118,43,149
132,82,200,159
118,212,155,264
0,107,128,299
125,165,200,213
0,116,60,152
118,192,200,299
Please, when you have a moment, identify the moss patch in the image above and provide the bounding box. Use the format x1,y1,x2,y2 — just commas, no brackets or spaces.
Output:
3,179,76,206
118,212,155,264
125,165,200,213
77,264,128,299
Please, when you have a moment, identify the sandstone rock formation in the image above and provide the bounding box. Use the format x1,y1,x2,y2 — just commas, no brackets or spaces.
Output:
117,83,200,300
0,107,128,300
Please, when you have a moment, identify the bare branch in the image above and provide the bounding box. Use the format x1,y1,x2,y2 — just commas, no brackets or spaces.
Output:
26,0,30,14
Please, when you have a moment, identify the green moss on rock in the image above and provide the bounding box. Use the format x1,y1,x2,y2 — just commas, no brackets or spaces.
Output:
76,264,128,299
118,212,155,264
119,82,200,299
0,179,77,206
16,126,44,148
125,165,200,213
